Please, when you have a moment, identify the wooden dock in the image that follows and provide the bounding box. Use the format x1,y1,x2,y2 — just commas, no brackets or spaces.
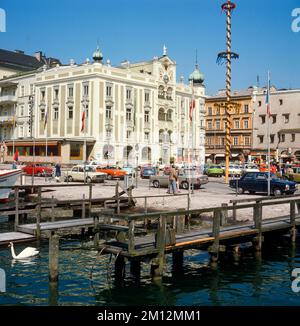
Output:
0,232,35,246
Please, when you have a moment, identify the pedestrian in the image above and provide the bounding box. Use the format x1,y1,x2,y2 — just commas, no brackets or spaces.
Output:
55,162,61,182
12,161,17,169
167,165,178,195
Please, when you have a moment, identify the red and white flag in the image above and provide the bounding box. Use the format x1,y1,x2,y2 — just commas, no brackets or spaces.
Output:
189,99,196,121
81,110,85,132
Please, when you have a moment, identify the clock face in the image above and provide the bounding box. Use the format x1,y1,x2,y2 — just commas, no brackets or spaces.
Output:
163,74,169,83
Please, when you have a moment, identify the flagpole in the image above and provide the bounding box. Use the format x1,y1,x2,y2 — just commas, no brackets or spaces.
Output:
267,71,271,196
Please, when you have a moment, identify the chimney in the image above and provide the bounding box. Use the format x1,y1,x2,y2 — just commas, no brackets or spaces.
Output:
35,51,43,62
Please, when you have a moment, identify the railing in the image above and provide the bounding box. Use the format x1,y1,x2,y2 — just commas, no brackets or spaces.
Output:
0,95,17,103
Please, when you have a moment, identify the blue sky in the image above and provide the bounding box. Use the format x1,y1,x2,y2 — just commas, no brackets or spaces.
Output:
1,0,300,94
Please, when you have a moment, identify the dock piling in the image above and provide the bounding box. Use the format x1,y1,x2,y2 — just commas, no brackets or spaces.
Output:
14,186,19,231
36,187,42,239
210,209,221,263
290,200,297,243
253,201,263,251
49,232,59,282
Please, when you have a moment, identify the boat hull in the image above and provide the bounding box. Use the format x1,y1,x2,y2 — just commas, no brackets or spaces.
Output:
0,170,21,201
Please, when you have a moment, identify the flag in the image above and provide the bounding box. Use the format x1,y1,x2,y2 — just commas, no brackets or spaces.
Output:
44,107,48,130
266,74,271,117
189,99,196,121
13,149,19,162
81,110,85,132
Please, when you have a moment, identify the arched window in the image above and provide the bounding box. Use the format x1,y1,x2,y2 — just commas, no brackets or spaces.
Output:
166,109,172,121
167,87,172,100
123,145,133,160
158,85,165,99
159,129,164,143
158,108,165,121
142,147,151,161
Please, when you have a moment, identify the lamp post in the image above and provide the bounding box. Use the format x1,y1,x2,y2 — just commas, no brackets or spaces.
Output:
28,95,35,186
135,143,139,189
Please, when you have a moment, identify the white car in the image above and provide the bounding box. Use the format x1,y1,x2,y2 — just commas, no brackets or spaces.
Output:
64,165,107,183
228,165,242,176
242,164,259,173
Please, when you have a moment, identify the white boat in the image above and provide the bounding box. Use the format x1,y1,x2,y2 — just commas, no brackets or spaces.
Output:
0,169,22,201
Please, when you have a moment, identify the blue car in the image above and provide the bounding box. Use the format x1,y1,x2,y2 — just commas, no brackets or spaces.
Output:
229,172,298,196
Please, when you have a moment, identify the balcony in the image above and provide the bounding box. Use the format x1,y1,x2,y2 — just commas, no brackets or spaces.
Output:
126,120,134,129
144,122,151,131
0,95,17,104
0,115,15,125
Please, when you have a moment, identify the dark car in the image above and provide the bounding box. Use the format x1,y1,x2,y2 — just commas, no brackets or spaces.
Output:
229,172,298,196
141,166,156,179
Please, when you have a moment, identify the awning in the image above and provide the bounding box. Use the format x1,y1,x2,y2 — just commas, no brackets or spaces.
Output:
215,154,225,158
5,141,58,146
281,154,288,158
205,154,212,157
231,154,239,158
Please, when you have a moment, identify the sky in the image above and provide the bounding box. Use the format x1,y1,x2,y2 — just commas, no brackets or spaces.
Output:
1,0,300,95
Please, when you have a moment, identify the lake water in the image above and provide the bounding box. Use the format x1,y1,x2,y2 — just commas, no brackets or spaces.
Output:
0,219,300,306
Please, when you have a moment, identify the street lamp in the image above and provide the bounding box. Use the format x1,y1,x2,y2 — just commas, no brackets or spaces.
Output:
135,143,139,188
28,95,35,186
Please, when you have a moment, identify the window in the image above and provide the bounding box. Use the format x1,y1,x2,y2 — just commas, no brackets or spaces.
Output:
83,84,89,96
145,92,150,103
106,106,112,119
292,134,295,142
40,107,45,120
53,107,59,120
244,104,249,113
216,107,220,115
166,87,172,100
216,120,220,129
208,107,212,116
68,106,73,119
106,129,111,138
272,115,277,124
126,89,132,100
244,119,249,129
144,111,149,123
158,108,165,121
21,86,25,97
158,86,165,99
279,99,283,105
68,87,73,98
41,90,45,101
258,135,264,143
206,137,212,145
281,134,285,142
258,101,262,107
260,115,266,124
126,108,132,121
234,120,240,129
270,134,275,144
20,105,24,116
207,121,212,130
166,109,172,121
106,85,112,97
283,114,289,124
144,132,150,141
126,130,132,139
244,136,250,146
233,137,238,146
221,137,225,146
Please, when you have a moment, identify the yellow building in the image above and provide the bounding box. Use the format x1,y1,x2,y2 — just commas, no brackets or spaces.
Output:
205,89,254,163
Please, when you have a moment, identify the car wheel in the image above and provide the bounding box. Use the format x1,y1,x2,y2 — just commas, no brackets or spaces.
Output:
273,188,282,197
181,181,189,190
237,187,244,194
153,180,160,188
37,172,41,177
68,176,73,182
86,177,92,183
107,174,113,180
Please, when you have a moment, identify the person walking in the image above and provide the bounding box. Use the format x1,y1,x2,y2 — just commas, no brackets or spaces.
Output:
54,162,61,182
168,165,178,195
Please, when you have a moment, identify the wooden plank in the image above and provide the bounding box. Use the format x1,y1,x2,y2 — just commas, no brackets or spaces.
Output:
0,232,35,246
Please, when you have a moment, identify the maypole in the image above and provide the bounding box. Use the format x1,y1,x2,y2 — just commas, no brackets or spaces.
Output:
217,0,239,183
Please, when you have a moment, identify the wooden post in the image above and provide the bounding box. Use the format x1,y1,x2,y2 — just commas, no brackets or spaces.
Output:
14,187,19,231
210,209,221,263
253,201,263,251
144,197,147,214
36,187,42,239
81,194,86,219
128,220,135,254
114,255,126,281
49,232,59,282
172,251,184,271
88,183,92,218
221,203,228,226
130,260,141,279
51,195,55,222
290,200,297,243
116,182,120,215
151,215,166,279
232,202,237,222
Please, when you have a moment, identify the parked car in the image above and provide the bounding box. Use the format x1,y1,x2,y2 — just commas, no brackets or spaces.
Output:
22,163,53,177
64,165,107,183
284,166,300,183
122,166,136,177
229,172,298,196
150,171,209,190
228,165,242,176
141,166,156,179
95,166,127,180
205,165,224,177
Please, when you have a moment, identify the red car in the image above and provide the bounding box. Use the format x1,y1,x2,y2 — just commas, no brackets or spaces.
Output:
22,163,53,177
